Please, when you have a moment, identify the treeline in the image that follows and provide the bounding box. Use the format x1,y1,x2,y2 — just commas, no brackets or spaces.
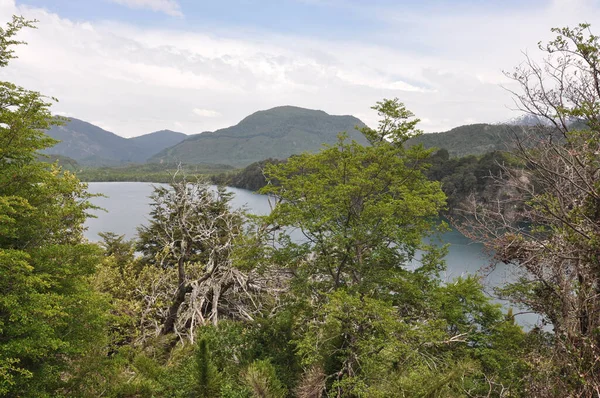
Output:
213,148,514,214
212,158,285,191
75,162,235,183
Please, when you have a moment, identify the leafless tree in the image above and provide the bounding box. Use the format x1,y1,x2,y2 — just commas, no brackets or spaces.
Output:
136,176,282,344
456,24,600,395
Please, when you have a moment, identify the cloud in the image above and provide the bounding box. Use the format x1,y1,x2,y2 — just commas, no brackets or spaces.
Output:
109,0,183,17
193,108,221,118
1,0,599,137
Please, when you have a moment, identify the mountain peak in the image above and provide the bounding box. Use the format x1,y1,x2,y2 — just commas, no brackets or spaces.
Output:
44,119,188,166
150,106,367,167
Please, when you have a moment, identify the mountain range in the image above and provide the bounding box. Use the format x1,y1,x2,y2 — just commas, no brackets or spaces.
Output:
43,106,551,169
44,107,367,167
44,118,187,166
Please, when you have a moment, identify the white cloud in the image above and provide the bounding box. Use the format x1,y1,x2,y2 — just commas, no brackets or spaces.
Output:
193,108,221,118
109,0,183,17
0,0,599,137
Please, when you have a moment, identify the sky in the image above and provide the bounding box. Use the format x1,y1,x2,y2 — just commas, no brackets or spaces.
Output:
1,0,599,137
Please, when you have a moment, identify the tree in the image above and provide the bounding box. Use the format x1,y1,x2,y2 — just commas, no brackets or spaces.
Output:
262,99,525,396
0,16,108,396
136,177,269,343
459,23,600,396
262,99,446,299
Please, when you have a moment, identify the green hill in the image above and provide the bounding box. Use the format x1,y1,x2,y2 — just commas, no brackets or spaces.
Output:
44,119,188,166
129,130,187,158
406,123,532,157
149,106,368,167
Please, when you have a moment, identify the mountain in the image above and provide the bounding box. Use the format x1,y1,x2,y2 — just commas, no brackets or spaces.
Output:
149,106,368,167
45,112,557,170
44,119,187,166
128,130,188,158
406,123,539,157
504,114,549,126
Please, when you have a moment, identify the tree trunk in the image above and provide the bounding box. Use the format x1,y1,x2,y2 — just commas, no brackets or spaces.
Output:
161,255,189,335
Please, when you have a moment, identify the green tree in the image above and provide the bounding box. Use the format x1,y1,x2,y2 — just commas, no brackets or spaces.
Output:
194,338,221,397
262,99,525,396
262,99,446,299
0,16,107,396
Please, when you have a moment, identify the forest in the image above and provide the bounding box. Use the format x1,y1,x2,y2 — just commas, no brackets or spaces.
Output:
211,150,516,215
2,16,600,398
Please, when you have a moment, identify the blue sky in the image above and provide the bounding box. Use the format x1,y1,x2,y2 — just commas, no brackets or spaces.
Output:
1,0,598,136
16,0,549,44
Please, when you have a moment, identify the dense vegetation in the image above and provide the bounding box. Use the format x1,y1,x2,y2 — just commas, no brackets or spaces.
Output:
75,162,235,183
0,17,107,395
212,149,516,215
406,123,523,157
4,16,600,398
212,158,284,191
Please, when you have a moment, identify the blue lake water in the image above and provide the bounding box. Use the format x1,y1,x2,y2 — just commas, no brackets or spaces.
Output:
85,182,538,327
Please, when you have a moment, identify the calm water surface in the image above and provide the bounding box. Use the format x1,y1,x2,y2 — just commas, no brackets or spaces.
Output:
85,182,273,240
85,182,537,327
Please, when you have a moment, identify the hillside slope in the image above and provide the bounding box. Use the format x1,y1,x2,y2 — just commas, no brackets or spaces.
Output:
129,130,188,159
150,106,368,167
44,119,187,166
406,124,531,157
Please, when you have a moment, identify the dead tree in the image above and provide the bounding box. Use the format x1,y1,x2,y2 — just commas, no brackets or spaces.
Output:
456,24,600,396
136,177,279,343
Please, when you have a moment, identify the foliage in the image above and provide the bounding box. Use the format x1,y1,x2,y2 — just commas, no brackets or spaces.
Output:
426,149,517,211
0,14,541,395
194,337,221,397
215,148,519,219
262,100,445,298
258,99,527,396
0,16,109,396
77,161,234,182
212,158,284,191
459,23,600,396
135,177,269,343
243,359,287,398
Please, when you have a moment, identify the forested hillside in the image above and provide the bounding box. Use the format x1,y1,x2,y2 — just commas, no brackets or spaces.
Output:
149,106,368,167
44,119,187,166
44,113,558,173
405,123,564,157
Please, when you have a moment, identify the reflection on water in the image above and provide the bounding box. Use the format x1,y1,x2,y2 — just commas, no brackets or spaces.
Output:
85,182,540,328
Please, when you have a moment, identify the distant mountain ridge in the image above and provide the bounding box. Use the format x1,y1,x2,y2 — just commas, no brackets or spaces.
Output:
149,106,368,167
129,130,188,159
44,110,564,170
405,123,557,157
44,118,187,166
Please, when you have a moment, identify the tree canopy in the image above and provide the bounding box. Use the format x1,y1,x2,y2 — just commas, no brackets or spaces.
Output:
0,16,108,396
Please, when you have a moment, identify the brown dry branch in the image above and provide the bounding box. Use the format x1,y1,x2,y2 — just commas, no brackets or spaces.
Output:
135,176,287,345
456,24,600,395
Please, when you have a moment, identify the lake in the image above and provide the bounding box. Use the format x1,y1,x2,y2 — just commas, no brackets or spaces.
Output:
85,182,536,326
